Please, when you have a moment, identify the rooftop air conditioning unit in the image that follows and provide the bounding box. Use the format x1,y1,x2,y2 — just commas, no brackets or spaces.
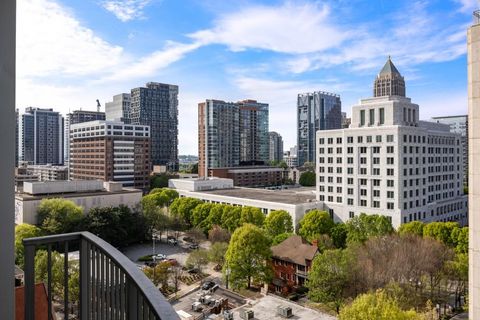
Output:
240,309,254,320
277,305,293,318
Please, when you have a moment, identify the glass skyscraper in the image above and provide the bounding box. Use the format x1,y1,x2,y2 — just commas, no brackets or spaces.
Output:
297,91,342,166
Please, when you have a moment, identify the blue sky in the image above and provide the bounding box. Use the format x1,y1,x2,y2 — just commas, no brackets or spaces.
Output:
17,0,478,154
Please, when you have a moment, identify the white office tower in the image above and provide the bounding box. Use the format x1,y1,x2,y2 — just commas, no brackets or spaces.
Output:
316,58,467,228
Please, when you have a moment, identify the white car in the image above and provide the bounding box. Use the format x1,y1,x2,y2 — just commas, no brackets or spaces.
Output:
153,253,166,260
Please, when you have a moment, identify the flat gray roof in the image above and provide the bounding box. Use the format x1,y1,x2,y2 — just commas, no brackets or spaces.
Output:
196,187,317,205
15,188,141,201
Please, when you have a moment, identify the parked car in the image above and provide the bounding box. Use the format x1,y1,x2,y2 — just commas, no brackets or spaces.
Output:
153,253,167,260
189,243,199,250
168,238,178,245
202,281,216,291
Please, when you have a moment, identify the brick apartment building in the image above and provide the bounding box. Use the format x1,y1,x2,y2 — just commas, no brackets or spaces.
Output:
69,120,150,189
270,235,318,295
208,166,284,187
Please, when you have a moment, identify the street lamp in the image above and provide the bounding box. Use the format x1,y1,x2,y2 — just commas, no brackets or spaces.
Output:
225,267,231,290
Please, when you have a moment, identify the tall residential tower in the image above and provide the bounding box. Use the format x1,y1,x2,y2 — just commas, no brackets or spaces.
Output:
269,132,284,163
297,91,342,166
130,82,178,171
18,107,64,165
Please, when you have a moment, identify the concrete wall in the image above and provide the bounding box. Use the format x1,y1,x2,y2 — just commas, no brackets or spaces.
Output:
168,178,233,192
468,20,480,320
15,191,142,225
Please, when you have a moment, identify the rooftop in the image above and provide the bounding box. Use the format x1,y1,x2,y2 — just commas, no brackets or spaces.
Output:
232,294,335,320
378,56,401,76
196,187,317,205
271,235,318,266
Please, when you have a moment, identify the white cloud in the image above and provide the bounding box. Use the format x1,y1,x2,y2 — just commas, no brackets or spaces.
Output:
17,0,125,78
455,0,479,13
189,2,348,54
101,0,153,22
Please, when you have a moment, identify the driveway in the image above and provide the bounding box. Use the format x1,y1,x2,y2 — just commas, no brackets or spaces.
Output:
122,239,190,266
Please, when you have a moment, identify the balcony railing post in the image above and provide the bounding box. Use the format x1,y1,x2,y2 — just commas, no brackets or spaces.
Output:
127,278,138,320
80,238,89,320
24,243,36,320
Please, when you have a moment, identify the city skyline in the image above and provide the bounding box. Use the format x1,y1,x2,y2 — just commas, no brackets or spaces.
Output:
16,0,475,155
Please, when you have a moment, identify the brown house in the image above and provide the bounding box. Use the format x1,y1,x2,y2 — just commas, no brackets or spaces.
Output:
269,235,318,295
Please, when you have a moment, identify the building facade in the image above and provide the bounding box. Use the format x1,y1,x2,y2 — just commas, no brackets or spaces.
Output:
69,120,150,189
208,166,284,188
297,91,342,167
18,107,64,165
130,82,178,171
65,110,106,165
269,132,284,163
27,164,68,181
269,236,318,294
198,99,269,177
105,93,131,123
238,100,269,165
468,11,480,319
432,115,468,186
283,150,298,168
316,58,467,228
15,180,142,225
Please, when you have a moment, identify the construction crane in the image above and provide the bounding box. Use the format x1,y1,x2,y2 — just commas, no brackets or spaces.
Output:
96,99,101,112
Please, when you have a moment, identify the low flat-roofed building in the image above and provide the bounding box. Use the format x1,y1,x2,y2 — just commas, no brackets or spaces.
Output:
15,180,142,225
27,164,68,181
168,178,322,227
208,166,284,187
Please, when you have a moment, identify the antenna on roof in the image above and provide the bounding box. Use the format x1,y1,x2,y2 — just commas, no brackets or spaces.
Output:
96,99,101,112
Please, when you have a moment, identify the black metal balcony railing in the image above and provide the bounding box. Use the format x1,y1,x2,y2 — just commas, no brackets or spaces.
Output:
23,232,179,320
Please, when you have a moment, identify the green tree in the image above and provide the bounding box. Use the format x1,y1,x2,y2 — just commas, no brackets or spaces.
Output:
330,223,348,248
202,204,224,233
37,198,83,234
338,290,423,320
149,173,178,189
224,224,272,288
307,249,354,313
208,242,229,267
264,210,293,238
423,222,459,247
143,261,171,288
398,221,425,237
345,213,394,243
445,252,468,308
271,232,294,245
303,162,316,172
299,171,316,186
451,227,468,254
186,249,209,273
298,210,334,241
170,197,203,226
221,205,242,232
142,192,169,213
240,206,265,227
192,203,216,229
15,224,43,267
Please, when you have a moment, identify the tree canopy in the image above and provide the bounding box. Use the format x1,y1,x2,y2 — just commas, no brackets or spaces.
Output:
169,197,203,226
345,213,394,243
298,210,334,241
37,198,83,234
224,223,272,288
240,206,265,227
15,224,43,267
423,221,459,247
339,290,423,320
398,221,425,237
299,171,316,186
264,210,293,238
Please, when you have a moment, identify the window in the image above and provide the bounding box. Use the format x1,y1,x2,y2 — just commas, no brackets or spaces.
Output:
373,201,380,208
387,202,394,209
347,147,353,154
387,180,394,187
360,199,367,207
328,138,333,144
387,135,394,142
349,211,355,218
319,138,324,144
348,199,354,205
387,146,394,153
373,179,380,186
358,136,363,143
360,110,365,126
387,157,394,165
347,136,353,143
360,168,367,175
373,168,380,175
347,167,354,174
336,137,342,144
376,135,382,142
373,157,380,164
373,146,380,153
347,188,354,195
347,178,354,185
360,189,367,196
387,168,394,176
387,191,394,198
373,190,380,197
360,147,367,154
369,109,375,125
379,108,385,124
347,157,353,164
367,136,372,143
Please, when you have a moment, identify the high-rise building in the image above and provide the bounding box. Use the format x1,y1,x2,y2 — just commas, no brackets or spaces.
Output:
198,100,240,177
468,10,480,320
269,132,284,162
69,120,150,189
238,100,269,165
373,56,406,97
130,82,178,171
431,115,468,186
18,107,64,165
15,108,18,166
297,91,342,166
198,99,269,177
341,112,351,128
64,110,106,165
316,58,467,228
105,93,131,123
